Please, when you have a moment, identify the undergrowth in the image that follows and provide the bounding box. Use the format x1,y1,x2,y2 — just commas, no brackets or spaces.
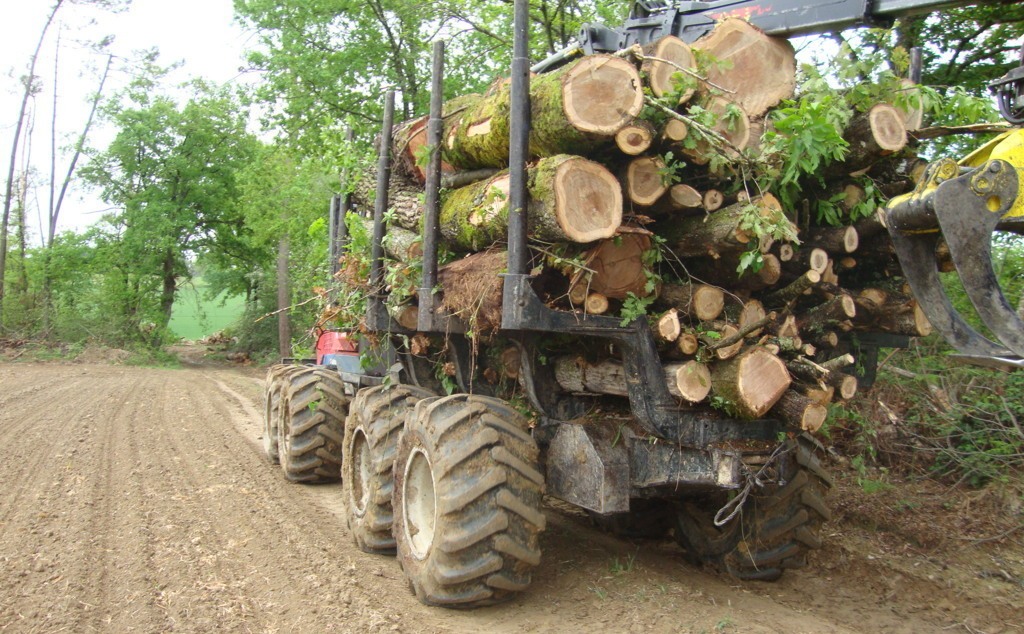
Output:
825,337,1024,490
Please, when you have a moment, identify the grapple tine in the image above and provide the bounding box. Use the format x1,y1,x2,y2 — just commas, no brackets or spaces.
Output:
888,228,1011,356
886,158,1015,357
932,160,1024,356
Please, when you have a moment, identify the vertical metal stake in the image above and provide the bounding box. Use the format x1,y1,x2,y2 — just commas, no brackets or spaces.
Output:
419,41,445,329
369,92,395,302
506,0,531,277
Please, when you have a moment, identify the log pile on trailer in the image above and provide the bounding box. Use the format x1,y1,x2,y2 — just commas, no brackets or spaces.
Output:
340,18,935,429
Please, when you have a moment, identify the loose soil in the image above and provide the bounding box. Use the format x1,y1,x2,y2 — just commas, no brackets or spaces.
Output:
0,352,1020,633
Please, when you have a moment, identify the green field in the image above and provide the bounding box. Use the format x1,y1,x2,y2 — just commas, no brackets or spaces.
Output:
168,279,245,341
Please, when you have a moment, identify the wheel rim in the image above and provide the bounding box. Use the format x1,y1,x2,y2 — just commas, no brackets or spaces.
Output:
403,447,436,560
351,428,372,514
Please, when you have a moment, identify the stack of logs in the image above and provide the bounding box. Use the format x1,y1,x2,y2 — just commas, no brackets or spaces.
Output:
344,18,934,432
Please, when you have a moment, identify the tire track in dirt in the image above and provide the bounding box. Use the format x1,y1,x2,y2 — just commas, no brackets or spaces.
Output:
1,363,1019,634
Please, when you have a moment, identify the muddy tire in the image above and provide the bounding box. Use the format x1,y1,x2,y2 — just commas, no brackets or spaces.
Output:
343,384,435,554
263,364,298,464
673,433,832,581
393,394,545,607
278,367,349,483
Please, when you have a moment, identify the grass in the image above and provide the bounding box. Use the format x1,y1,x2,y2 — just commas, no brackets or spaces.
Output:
169,278,245,341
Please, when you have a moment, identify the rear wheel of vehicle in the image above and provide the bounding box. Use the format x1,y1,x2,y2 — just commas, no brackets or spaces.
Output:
672,433,832,581
393,394,546,607
278,367,349,483
343,384,435,554
263,364,296,464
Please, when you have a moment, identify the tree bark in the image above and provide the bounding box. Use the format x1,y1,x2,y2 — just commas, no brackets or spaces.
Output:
438,154,622,252
442,55,643,169
276,236,291,358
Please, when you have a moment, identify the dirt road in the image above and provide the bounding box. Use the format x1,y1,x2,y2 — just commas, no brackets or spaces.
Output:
0,361,1020,633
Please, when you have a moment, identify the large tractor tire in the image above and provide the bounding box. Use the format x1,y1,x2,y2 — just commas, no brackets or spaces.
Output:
343,384,435,554
277,367,349,483
393,394,546,608
672,433,832,581
263,364,300,464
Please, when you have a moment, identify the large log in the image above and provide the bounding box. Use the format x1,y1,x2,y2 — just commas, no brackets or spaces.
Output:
642,36,697,103
554,356,711,403
833,104,908,176
623,156,669,206
570,233,654,300
440,154,622,252
770,390,827,432
692,18,796,117
443,55,643,169
683,96,751,164
659,283,725,321
660,200,752,258
710,346,791,419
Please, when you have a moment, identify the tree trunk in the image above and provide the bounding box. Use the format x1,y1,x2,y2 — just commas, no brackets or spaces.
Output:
691,18,796,117
642,36,696,103
277,236,291,358
442,55,643,169
553,356,710,404
623,156,668,205
1,0,65,329
571,233,653,300
438,155,622,252
659,282,725,321
770,390,827,432
710,346,791,419
615,119,656,156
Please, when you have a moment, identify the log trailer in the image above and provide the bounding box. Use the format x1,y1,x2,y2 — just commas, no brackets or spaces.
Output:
262,0,1024,607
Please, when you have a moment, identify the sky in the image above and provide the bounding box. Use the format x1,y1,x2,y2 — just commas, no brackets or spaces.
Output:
0,0,253,241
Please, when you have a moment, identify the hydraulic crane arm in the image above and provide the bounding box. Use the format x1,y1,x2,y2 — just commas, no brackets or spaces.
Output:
535,0,983,72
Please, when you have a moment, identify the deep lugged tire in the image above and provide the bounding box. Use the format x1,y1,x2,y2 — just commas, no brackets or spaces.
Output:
393,394,546,607
343,384,435,553
673,433,833,581
278,367,349,483
263,364,298,464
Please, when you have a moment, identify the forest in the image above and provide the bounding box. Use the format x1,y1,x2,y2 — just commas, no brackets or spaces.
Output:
2,0,1024,489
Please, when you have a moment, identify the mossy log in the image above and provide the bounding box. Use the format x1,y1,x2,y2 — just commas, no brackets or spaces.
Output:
442,55,643,169
660,199,765,258
439,154,621,252
710,346,791,419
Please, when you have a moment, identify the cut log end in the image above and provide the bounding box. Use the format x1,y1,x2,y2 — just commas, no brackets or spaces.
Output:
673,360,711,403
869,103,909,152
562,55,644,135
553,157,623,242
615,120,655,156
643,36,696,101
625,156,669,206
